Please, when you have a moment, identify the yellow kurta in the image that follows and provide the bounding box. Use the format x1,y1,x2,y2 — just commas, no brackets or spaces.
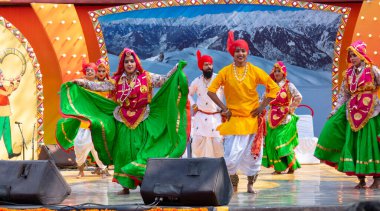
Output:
208,63,279,135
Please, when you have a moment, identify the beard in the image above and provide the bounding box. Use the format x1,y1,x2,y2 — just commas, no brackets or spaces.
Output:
202,68,213,79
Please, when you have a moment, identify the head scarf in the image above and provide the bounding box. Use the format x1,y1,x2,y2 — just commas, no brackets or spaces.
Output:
269,61,287,81
96,58,110,79
113,48,144,82
81,60,97,75
196,50,213,71
226,30,249,57
347,40,372,65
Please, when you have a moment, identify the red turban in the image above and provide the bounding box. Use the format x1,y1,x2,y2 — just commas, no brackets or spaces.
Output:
196,50,213,71
81,60,97,75
226,31,249,56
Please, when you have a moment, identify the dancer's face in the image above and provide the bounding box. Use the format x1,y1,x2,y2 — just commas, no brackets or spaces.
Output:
349,51,361,67
273,68,284,82
85,67,96,81
202,62,213,79
124,55,137,74
97,66,107,81
233,47,248,66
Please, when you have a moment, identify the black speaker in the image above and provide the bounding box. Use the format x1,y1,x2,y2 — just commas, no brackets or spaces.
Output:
0,160,71,205
140,157,233,206
38,144,76,168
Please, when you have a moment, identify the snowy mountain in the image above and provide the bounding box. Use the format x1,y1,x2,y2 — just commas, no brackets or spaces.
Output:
101,9,341,70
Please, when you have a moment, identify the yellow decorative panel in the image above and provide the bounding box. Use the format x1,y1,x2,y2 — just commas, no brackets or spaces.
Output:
31,3,89,82
0,16,43,160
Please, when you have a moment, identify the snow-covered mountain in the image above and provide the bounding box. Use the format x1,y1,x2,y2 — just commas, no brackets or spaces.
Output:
101,9,341,70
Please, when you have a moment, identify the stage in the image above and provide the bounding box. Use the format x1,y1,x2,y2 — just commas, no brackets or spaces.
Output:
3,164,378,210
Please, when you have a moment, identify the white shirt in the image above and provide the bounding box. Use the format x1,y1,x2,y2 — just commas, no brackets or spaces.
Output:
188,73,224,137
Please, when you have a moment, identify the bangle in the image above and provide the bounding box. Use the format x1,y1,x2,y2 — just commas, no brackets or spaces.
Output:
222,108,229,113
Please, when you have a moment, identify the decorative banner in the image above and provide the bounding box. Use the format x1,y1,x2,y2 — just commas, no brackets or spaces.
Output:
89,0,350,136
0,16,44,160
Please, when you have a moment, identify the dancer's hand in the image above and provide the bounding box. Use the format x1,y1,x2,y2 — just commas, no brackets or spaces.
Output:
72,79,85,86
327,112,334,119
192,104,198,115
251,106,264,117
221,108,232,121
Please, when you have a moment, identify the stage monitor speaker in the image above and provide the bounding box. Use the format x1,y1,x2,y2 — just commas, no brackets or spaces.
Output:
0,160,71,205
38,144,76,168
140,157,233,206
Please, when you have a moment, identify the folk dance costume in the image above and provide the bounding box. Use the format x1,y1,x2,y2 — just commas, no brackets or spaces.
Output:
57,62,108,178
189,50,224,158
57,49,188,190
208,31,279,192
262,61,302,174
314,40,380,188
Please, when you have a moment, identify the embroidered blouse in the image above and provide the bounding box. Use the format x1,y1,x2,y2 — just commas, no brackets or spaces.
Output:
75,65,178,128
332,64,380,118
269,79,302,127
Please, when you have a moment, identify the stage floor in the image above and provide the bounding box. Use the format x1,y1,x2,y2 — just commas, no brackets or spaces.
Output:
54,164,380,210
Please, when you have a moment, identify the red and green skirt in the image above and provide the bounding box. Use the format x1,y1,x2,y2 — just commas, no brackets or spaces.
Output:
262,115,301,171
314,103,380,176
56,61,188,188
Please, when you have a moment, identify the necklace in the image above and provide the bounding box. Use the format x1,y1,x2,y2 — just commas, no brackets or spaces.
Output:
233,63,248,82
349,65,365,93
119,74,137,103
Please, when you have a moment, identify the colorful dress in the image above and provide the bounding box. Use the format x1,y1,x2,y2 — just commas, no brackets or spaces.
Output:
208,63,279,176
314,63,380,176
56,61,188,189
262,79,302,171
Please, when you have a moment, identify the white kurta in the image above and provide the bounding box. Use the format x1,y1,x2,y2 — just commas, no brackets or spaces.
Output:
188,73,224,158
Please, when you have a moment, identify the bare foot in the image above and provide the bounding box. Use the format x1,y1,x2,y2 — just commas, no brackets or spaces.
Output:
117,188,130,195
287,169,295,174
354,181,367,189
247,184,257,194
100,168,110,179
272,171,282,175
91,167,101,175
232,186,238,193
76,171,84,179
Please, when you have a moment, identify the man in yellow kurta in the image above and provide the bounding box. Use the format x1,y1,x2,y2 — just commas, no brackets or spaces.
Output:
207,31,279,193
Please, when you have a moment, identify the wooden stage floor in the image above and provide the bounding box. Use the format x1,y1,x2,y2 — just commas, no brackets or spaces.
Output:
48,164,380,210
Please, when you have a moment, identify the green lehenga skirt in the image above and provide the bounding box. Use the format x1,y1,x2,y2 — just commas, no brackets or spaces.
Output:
314,103,380,176
56,62,189,188
262,115,301,171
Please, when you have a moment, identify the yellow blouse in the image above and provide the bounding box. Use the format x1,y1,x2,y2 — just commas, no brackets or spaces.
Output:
208,63,279,135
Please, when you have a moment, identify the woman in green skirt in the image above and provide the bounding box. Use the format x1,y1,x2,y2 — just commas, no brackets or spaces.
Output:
56,48,188,194
262,61,302,174
314,40,380,189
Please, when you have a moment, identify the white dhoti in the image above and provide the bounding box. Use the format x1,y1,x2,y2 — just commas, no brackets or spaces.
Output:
223,134,262,176
192,135,224,158
74,128,106,170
